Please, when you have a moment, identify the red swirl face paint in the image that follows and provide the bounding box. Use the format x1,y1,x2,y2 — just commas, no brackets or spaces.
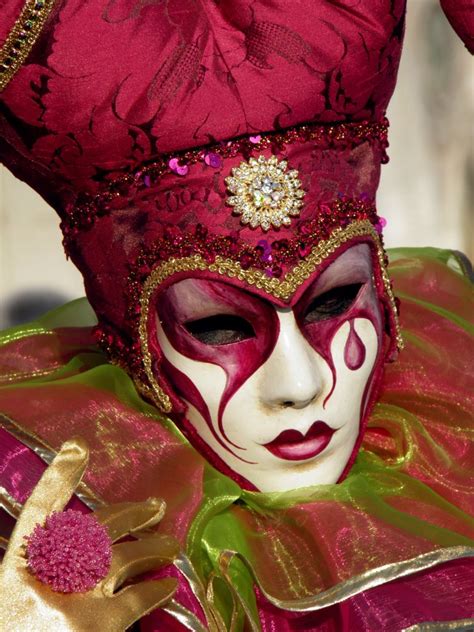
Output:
156,278,279,459
155,243,386,492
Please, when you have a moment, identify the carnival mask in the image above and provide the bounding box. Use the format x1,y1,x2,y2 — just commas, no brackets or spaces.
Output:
155,244,385,492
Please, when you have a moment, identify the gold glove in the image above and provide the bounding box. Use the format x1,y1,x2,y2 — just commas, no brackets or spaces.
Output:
0,438,179,632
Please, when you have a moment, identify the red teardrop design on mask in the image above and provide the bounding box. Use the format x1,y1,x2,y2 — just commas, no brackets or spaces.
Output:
344,319,366,371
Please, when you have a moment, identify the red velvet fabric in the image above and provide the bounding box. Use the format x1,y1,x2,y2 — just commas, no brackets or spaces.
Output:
0,0,25,46
1,1,471,204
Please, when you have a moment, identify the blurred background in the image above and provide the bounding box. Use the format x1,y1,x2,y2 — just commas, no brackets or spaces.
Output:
0,0,473,328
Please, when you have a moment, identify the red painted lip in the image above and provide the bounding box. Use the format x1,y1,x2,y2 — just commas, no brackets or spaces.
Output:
263,421,335,461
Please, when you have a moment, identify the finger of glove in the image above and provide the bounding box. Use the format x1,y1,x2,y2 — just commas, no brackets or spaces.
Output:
7,438,89,554
112,577,178,629
103,535,180,594
94,499,166,543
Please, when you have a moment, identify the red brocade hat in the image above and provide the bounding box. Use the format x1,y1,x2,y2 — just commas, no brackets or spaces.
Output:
0,1,409,414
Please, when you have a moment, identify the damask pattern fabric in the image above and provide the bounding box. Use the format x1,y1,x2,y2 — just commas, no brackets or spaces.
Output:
0,1,407,200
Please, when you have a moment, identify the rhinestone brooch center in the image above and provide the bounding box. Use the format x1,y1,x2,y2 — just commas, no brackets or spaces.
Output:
225,155,305,231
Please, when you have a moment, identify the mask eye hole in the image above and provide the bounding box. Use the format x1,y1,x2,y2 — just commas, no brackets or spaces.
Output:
304,283,362,323
184,314,255,345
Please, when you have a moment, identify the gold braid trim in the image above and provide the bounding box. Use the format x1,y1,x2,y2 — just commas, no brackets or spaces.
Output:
139,221,403,413
0,0,56,92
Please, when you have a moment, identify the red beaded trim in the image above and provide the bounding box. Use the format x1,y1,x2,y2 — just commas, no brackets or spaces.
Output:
94,198,384,380
132,198,381,279
62,119,389,234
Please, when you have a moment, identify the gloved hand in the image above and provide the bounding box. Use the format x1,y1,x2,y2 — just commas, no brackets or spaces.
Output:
0,437,179,632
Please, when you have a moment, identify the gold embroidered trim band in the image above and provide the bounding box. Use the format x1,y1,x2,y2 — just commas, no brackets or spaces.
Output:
0,0,56,92
139,220,403,413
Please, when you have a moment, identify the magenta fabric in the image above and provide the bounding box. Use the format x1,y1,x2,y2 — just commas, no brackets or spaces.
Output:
2,429,473,630
1,1,406,199
0,426,89,517
440,0,474,52
254,558,474,631
0,427,52,505
140,550,474,630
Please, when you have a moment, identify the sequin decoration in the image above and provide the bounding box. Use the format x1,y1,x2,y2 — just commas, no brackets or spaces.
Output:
26,509,112,593
226,155,305,231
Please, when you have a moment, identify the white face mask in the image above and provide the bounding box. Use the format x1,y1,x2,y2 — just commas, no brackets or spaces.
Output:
156,244,384,492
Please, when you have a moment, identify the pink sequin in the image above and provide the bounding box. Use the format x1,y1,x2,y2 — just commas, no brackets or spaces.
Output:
168,158,189,176
375,216,388,233
26,509,112,593
257,239,273,264
204,152,223,168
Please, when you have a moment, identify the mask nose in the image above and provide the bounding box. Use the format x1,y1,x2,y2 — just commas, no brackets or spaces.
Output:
260,309,325,410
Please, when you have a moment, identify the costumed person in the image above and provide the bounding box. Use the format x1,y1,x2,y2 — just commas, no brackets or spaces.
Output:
0,1,473,630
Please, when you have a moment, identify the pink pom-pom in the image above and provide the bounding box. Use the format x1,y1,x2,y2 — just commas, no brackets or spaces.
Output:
203,152,223,168
26,509,112,593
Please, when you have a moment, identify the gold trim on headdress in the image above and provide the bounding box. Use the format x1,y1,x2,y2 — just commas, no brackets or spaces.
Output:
0,0,56,92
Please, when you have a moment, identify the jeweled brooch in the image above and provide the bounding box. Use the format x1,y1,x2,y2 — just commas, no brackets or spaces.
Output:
225,155,305,231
